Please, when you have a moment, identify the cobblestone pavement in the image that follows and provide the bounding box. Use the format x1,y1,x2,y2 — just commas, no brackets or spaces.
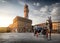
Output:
0,33,60,43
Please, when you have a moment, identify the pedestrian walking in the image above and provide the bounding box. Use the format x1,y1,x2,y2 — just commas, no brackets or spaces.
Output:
42,27,48,39
33,26,38,36
46,28,48,39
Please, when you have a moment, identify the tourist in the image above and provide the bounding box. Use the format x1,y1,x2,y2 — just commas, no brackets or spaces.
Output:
33,25,42,37
42,27,48,39
33,26,38,36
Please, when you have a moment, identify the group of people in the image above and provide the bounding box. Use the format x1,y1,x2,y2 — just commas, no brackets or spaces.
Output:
33,25,48,39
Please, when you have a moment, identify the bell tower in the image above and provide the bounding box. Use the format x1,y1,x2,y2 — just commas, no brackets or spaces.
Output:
24,4,29,19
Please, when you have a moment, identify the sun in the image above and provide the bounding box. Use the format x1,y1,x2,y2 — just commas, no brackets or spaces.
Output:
0,16,13,27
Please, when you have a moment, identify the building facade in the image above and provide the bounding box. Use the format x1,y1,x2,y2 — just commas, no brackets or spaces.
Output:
8,4,32,32
24,4,29,19
35,22,60,33
9,16,32,32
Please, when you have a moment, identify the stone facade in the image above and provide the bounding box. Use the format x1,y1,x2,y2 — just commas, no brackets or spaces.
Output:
52,22,60,30
24,4,29,19
9,16,32,32
35,22,60,32
8,4,32,32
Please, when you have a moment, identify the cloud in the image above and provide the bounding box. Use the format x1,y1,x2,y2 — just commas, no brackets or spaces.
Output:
51,3,60,15
50,3,60,22
0,9,14,16
32,3,60,18
29,3,60,25
29,5,50,25
31,3,60,18
30,5,50,18
33,2,40,6
18,1,25,5
0,0,8,3
18,0,30,6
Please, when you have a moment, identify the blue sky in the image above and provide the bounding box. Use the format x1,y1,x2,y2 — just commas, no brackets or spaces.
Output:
0,0,60,27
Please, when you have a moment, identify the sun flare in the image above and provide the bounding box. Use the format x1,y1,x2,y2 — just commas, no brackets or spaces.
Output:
0,16,13,27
